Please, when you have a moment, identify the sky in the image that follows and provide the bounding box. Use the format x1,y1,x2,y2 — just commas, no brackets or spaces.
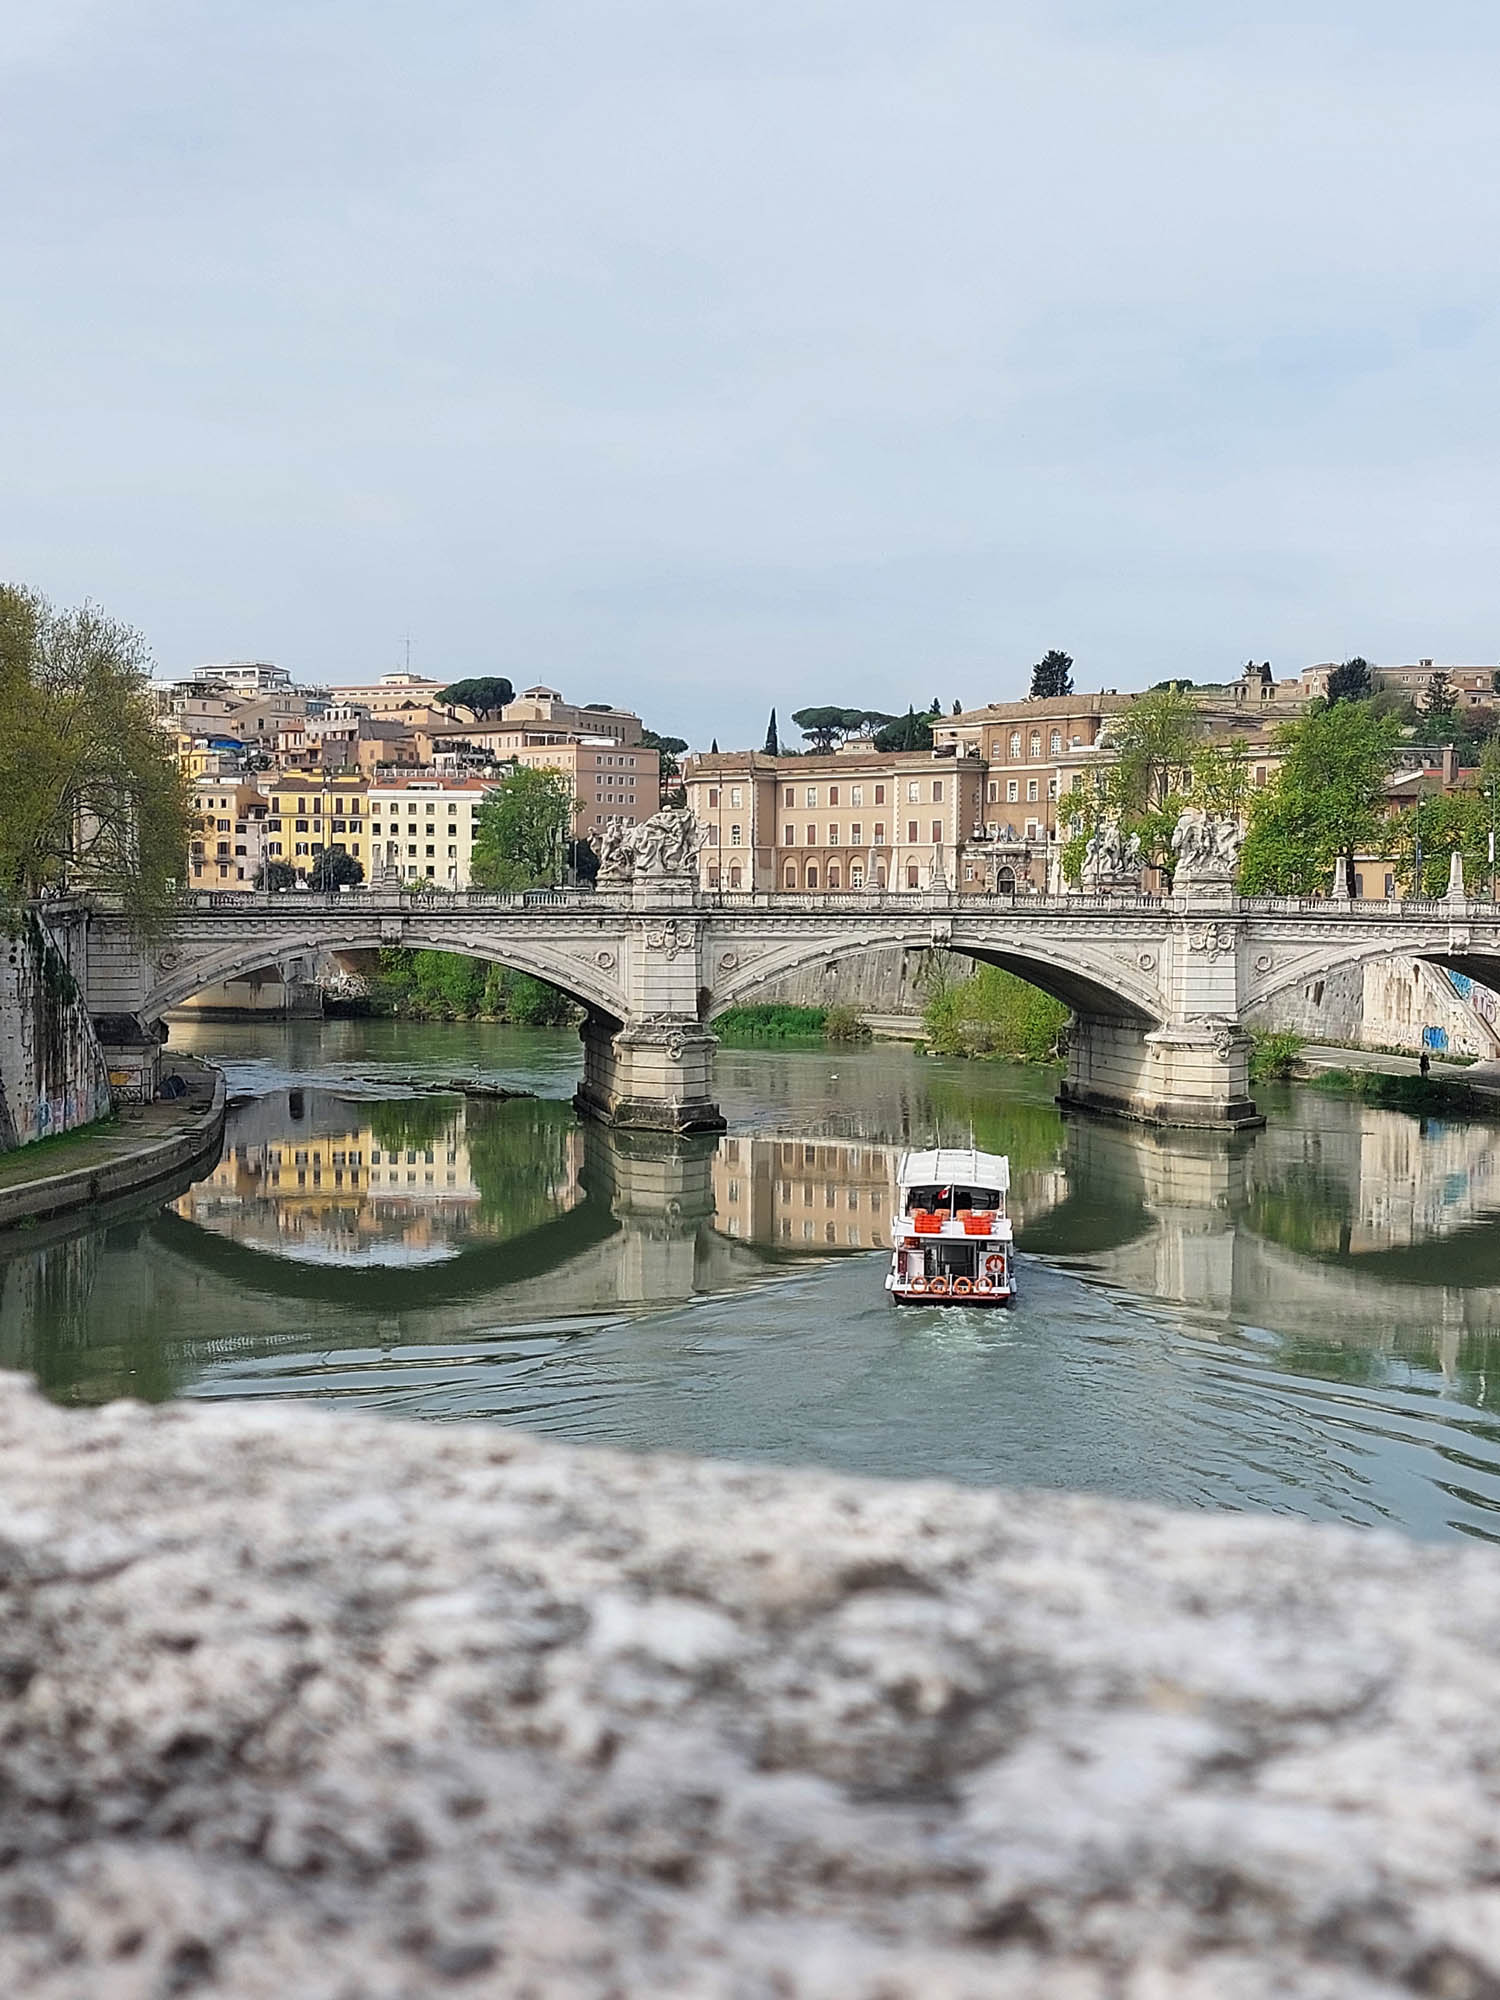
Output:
3,1,1499,749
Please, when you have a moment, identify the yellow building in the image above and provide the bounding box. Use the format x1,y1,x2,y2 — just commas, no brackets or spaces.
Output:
257,773,369,878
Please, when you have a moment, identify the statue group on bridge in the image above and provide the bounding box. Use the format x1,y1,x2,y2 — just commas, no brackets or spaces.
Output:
597,806,704,883
1169,807,1243,881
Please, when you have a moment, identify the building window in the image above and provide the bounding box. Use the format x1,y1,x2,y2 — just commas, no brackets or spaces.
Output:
806,825,816,844
730,786,742,808
707,826,720,847
828,865,840,888
931,780,942,802
906,864,919,888
828,786,839,806
730,825,742,845
907,781,919,802
1050,729,1062,753
1027,779,1038,802
1009,733,1021,759
806,787,817,808
708,788,719,807
874,784,885,804
828,825,839,845
783,825,793,845
785,865,797,887
851,785,863,806
806,865,818,889
873,823,885,844
907,820,918,842
784,786,794,805
1030,732,1041,757
1007,779,1019,802
850,822,862,844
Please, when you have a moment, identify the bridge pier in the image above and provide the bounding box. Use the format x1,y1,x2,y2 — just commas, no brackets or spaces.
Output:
574,1011,726,1136
1060,1013,1261,1131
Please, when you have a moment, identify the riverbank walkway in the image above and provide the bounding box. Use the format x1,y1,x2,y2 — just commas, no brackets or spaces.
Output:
0,1058,225,1233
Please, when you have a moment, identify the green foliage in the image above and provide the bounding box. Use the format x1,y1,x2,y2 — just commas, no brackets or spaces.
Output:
1423,668,1458,720
763,709,780,756
370,949,577,1023
791,706,896,753
1060,687,1220,879
714,1003,831,1043
823,1004,872,1043
1249,1028,1305,1082
1325,657,1372,706
308,846,364,892
1309,1067,1484,1116
921,961,1068,1062
254,860,297,891
872,707,934,753
438,676,513,717
1238,701,1402,896
464,1096,579,1229
0,582,190,935
1382,761,1500,895
1029,650,1074,698
470,766,575,890
640,728,689,783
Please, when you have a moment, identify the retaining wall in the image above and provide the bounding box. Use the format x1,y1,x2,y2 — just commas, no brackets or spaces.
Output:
0,909,112,1152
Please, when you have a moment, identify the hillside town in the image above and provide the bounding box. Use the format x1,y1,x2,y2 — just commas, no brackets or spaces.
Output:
167,652,1500,906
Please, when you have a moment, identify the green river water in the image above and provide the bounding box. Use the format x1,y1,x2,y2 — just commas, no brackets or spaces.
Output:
6,1016,1500,1544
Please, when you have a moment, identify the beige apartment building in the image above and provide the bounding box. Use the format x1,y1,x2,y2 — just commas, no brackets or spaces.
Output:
685,745,987,893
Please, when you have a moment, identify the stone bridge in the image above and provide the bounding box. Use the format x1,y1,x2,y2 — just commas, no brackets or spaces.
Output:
72,878,1500,1132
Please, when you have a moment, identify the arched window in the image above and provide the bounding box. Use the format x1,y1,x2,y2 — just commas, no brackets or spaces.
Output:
728,865,742,889
1050,729,1061,754
873,866,887,889
850,862,865,888
827,865,840,888
784,864,797,888
806,865,819,889
1009,731,1021,758
996,867,1016,894
1030,731,1041,757
906,864,920,888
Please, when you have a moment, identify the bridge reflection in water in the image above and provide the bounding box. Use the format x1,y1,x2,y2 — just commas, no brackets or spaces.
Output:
8,1078,1500,1447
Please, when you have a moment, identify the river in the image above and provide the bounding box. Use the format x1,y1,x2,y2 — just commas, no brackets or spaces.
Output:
5,1016,1500,1544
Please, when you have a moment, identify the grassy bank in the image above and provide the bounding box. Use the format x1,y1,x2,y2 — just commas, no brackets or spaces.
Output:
1307,1067,1493,1117
712,1003,871,1045
0,1111,121,1180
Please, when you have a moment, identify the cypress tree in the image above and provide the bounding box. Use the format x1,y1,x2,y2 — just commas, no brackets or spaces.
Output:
764,709,779,755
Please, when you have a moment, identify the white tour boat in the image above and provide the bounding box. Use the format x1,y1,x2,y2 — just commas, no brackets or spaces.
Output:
886,1147,1015,1305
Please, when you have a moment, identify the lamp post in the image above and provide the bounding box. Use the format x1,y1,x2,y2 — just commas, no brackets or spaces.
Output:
1485,781,1498,902
1412,789,1424,901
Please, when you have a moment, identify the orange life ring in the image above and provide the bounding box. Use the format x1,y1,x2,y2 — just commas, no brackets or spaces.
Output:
908,1275,928,1294
928,1276,949,1296
984,1254,1005,1278
953,1277,973,1295
975,1276,994,1293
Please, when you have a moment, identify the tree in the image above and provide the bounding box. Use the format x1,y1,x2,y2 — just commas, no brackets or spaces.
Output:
763,708,780,756
470,766,576,890
1325,657,1372,706
790,706,894,754
0,583,190,934
1029,649,1074,699
254,860,297,891
872,707,933,753
710,738,719,756
952,698,962,714
308,846,364,892
567,837,599,886
1059,687,1205,881
1238,701,1402,895
1423,668,1458,719
640,728,689,782
438,676,513,717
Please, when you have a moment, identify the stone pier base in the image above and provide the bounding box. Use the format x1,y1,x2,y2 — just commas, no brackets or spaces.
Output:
574,1012,725,1134
1060,1012,1263,1130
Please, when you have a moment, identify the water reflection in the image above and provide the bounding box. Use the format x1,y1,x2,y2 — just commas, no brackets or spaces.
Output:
12,1032,1500,1541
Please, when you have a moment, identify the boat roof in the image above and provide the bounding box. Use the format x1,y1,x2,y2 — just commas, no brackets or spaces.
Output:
897,1147,1010,1192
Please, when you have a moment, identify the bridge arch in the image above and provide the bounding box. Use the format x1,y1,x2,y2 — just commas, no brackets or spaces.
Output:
705,923,1165,1026
146,924,630,1027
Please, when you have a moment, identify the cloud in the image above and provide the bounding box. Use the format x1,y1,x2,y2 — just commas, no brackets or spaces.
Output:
2,1,1497,741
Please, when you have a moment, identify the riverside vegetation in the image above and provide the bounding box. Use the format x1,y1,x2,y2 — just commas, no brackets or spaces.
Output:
920,961,1069,1062
338,949,577,1025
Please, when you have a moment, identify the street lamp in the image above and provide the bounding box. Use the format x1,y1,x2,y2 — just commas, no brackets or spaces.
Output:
1485,782,1498,902
1412,788,1425,900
